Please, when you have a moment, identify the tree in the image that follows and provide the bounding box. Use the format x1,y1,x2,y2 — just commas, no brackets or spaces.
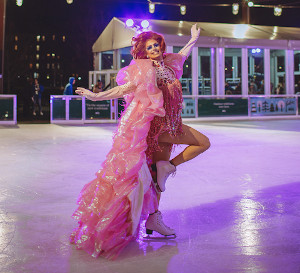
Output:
262,100,269,112
285,99,295,112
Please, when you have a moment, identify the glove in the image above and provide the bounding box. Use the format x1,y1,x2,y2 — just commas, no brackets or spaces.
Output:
75,81,136,101
178,24,201,58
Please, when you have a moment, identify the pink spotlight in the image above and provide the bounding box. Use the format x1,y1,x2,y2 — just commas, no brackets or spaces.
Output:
141,20,150,29
125,19,134,27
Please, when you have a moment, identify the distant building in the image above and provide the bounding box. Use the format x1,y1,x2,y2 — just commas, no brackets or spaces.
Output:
6,32,74,92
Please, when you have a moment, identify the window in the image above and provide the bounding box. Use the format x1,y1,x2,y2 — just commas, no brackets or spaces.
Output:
101,51,114,70
248,48,264,94
174,46,192,95
198,48,213,95
294,51,300,94
270,50,285,95
225,48,242,95
120,47,132,68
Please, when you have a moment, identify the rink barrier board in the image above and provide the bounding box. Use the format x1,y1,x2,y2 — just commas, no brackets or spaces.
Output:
0,95,298,125
0,95,17,125
49,95,300,124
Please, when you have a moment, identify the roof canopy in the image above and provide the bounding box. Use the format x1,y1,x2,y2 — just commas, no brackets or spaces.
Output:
92,17,300,53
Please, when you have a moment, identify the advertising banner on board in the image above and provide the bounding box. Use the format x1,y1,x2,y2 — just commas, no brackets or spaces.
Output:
86,100,110,119
198,98,248,116
250,97,297,116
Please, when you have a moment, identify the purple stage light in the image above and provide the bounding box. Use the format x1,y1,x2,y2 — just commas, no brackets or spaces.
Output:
125,19,134,27
141,20,150,29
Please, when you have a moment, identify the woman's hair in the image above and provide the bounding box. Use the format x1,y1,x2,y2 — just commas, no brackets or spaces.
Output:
131,31,166,59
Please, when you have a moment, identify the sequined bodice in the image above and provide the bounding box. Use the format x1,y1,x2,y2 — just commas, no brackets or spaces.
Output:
152,60,176,86
146,59,183,154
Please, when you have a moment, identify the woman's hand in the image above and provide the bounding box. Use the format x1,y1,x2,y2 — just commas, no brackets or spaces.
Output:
75,87,97,101
191,24,201,40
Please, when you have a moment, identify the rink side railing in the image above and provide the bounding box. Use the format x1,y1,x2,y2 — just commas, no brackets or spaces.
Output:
0,95,17,125
50,94,300,124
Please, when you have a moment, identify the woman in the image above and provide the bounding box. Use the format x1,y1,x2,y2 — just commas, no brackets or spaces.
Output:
71,24,210,260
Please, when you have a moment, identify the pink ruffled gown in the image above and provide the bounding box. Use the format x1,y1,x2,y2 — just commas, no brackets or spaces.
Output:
70,53,185,260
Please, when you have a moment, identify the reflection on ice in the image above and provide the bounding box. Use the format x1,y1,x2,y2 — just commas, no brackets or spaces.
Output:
235,190,264,255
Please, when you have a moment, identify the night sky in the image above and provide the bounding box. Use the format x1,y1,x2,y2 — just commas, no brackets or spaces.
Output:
5,0,300,88
7,0,300,39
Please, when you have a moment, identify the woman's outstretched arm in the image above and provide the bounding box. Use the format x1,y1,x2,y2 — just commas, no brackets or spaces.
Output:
75,82,136,101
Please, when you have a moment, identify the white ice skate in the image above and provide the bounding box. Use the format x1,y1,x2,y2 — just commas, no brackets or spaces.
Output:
156,160,176,192
145,211,176,238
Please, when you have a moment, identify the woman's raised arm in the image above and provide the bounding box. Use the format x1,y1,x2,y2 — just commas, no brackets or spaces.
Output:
178,24,201,59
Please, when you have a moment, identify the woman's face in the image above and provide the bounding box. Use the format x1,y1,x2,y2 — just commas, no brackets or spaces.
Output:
145,39,163,61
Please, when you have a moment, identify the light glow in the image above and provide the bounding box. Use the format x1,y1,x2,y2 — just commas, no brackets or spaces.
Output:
248,1,254,7
233,24,249,39
274,6,282,16
232,3,239,15
180,5,186,15
16,0,23,7
149,3,155,13
141,20,150,29
66,0,73,4
125,19,134,28
252,48,261,54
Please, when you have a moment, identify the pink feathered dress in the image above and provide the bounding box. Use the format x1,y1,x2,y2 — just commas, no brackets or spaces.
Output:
70,53,185,260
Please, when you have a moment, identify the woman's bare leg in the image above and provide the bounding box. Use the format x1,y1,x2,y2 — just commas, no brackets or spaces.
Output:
152,142,172,164
158,124,210,166
145,124,210,235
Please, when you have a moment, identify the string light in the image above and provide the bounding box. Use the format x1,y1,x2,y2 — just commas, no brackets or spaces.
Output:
180,5,186,15
16,0,23,6
141,20,150,29
125,19,150,32
145,1,293,18
149,2,155,13
125,19,134,27
274,6,282,16
232,3,239,15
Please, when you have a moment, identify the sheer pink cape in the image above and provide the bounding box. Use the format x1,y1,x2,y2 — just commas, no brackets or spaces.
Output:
70,53,185,260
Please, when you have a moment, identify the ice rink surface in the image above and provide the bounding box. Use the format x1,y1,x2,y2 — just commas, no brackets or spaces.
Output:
1,119,300,273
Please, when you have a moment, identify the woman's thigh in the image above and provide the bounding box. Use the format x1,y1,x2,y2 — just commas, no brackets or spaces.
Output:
158,124,210,146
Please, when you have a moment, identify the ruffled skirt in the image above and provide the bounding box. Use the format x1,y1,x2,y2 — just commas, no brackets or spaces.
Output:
70,64,183,260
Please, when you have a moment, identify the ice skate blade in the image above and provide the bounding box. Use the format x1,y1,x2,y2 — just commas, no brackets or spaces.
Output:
143,234,176,240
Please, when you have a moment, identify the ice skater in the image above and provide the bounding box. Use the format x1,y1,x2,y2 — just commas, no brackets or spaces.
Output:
71,24,210,259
